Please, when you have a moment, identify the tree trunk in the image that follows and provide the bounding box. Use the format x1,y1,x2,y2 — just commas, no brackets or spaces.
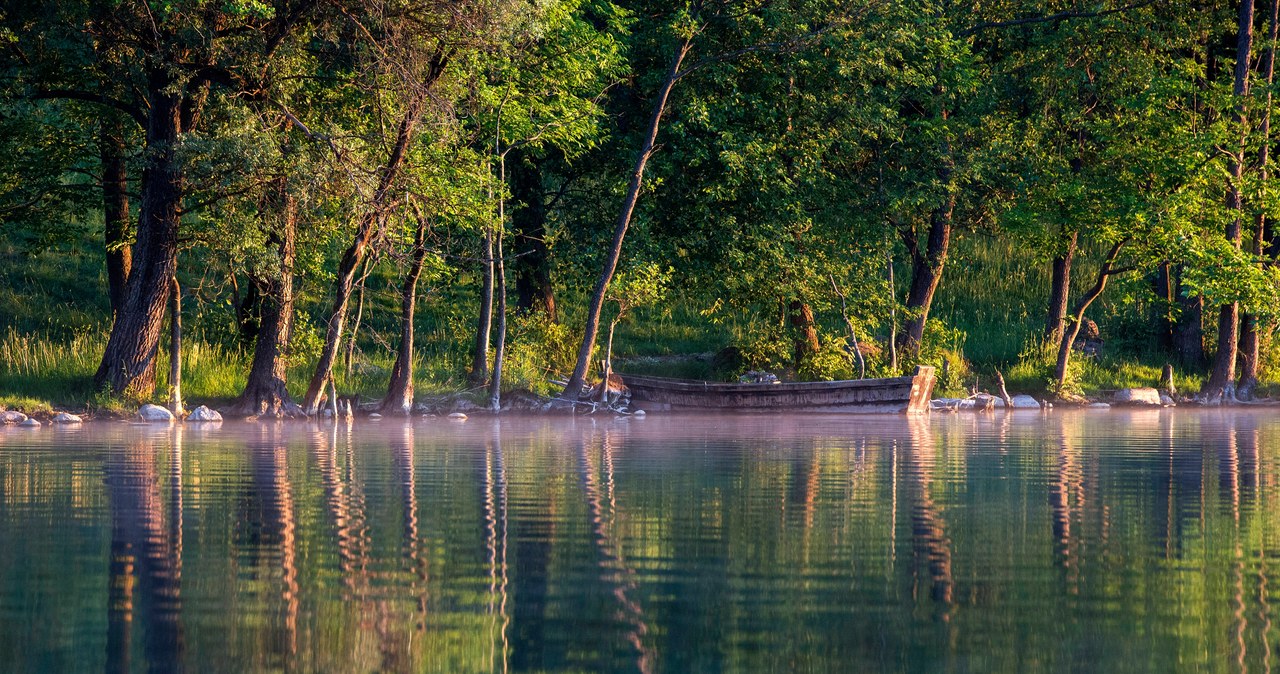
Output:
302,90,428,414
94,72,184,398
1045,228,1078,348
100,118,131,316
168,275,183,416
231,185,299,418
489,227,508,411
1174,284,1206,368
898,189,955,355
511,149,556,321
471,227,494,386
1238,0,1279,399
789,300,820,369
1054,241,1127,393
1204,0,1254,402
1153,262,1174,353
383,215,429,415
561,37,693,399
343,259,371,376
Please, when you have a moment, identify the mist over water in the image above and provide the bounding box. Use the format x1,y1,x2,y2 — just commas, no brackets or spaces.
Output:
0,411,1275,673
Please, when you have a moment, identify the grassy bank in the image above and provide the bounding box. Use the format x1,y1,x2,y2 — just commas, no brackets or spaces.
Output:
0,235,1270,414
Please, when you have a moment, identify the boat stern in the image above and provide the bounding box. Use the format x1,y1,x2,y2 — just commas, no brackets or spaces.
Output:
906,366,936,413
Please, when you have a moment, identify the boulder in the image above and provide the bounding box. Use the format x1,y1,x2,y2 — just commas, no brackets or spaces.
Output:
1113,387,1161,406
1,411,28,424
18,418,40,427
1159,393,1176,407
1009,394,1042,409
633,409,646,418
137,404,175,423
368,413,383,420
52,412,82,424
1088,402,1111,410
448,412,468,421
186,405,223,422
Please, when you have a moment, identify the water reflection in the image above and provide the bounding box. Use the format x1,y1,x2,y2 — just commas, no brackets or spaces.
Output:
5,412,1280,671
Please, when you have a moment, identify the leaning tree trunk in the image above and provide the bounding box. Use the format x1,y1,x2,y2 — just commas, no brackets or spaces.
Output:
898,188,955,355
1205,0,1255,402
383,215,429,415
100,117,132,316
1054,241,1127,394
1238,0,1278,399
1045,228,1078,348
511,149,556,321
231,186,299,418
94,73,184,398
470,228,494,386
302,91,427,415
561,37,693,398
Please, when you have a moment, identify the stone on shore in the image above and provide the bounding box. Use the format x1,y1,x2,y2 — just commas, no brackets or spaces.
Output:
368,413,382,420
1009,394,1042,409
1113,387,1161,406
186,405,223,422
18,418,40,427
1088,402,1111,410
1159,393,1176,407
138,404,175,423
1,411,28,424
448,412,468,421
52,412,82,424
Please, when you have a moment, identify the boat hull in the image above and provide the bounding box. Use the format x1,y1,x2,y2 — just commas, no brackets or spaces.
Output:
623,366,936,414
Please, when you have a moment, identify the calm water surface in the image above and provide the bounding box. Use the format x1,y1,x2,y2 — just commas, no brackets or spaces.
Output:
0,410,1277,672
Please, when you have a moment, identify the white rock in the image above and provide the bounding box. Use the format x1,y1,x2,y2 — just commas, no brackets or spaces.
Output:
368,413,382,420
18,418,40,427
52,412,82,424
1,411,28,424
1159,393,1176,407
137,404,175,423
1009,394,1042,409
1114,387,1162,406
186,405,223,422
633,409,646,417
448,412,468,421
1088,402,1111,410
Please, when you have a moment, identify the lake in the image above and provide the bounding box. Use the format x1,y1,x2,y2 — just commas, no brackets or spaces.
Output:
0,410,1275,673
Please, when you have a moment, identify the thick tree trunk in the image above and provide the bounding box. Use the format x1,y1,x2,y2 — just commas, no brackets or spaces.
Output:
1205,0,1254,402
1055,241,1127,393
383,215,429,415
898,190,955,355
302,91,427,414
100,118,131,316
1045,228,1078,348
789,300,820,369
1238,0,1279,399
1174,285,1206,367
470,228,494,386
94,73,184,398
561,38,693,398
231,186,299,418
511,150,556,321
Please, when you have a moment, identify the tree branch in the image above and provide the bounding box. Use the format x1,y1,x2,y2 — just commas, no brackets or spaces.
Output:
29,89,147,128
960,0,1161,37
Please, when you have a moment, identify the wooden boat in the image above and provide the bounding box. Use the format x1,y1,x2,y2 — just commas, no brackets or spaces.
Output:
621,366,936,414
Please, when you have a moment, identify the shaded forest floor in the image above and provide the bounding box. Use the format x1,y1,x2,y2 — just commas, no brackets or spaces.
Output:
0,236,1268,413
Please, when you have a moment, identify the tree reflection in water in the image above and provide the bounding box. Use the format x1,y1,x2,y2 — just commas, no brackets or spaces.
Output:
5,412,1280,671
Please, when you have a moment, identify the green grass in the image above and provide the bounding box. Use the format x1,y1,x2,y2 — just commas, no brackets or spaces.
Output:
0,232,1267,413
